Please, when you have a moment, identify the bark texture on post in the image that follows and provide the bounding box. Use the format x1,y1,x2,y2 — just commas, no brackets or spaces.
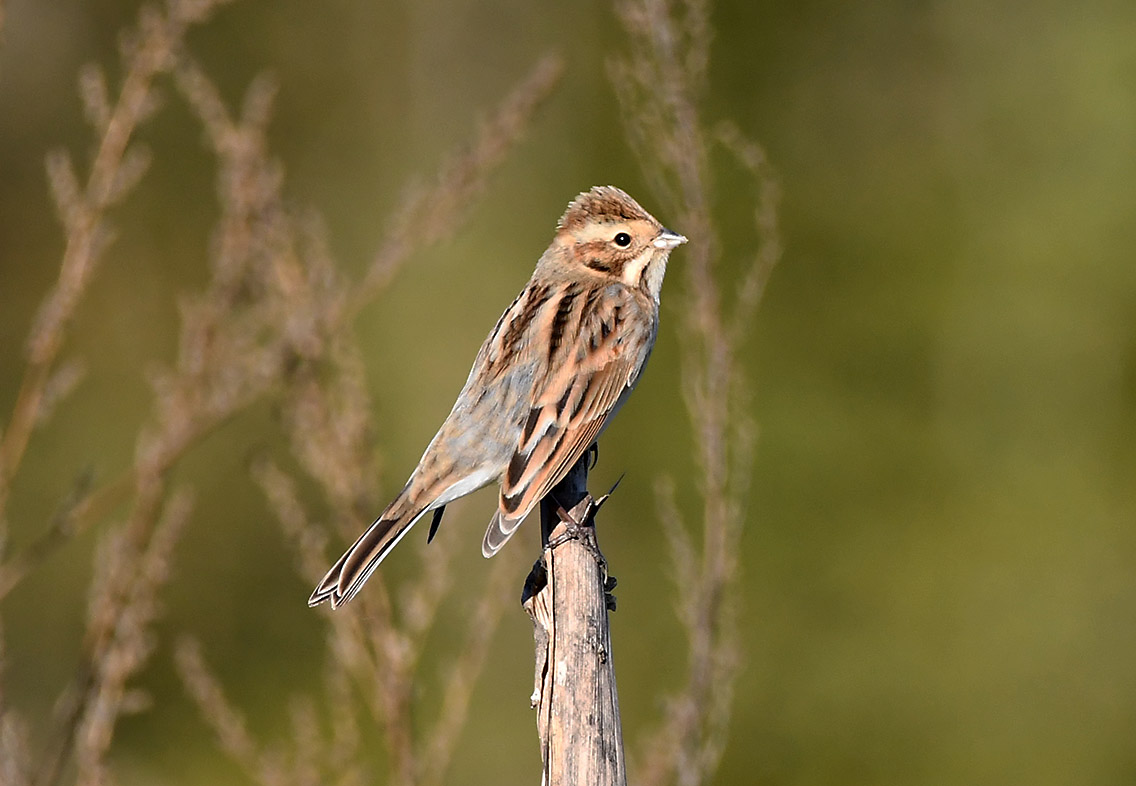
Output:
522,455,626,786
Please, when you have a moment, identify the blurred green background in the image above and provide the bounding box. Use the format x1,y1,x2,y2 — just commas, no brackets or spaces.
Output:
2,0,1136,784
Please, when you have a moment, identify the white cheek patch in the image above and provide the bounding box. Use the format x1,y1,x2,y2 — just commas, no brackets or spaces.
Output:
619,248,655,286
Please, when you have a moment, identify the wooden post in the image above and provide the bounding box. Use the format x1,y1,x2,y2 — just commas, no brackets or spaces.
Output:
522,455,626,786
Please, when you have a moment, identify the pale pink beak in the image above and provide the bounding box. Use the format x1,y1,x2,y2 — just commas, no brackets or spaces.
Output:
653,229,688,250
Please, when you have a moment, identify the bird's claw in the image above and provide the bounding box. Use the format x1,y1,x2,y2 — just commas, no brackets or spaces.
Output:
546,497,616,610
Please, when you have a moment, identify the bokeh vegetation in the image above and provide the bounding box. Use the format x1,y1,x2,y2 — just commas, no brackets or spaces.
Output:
1,1,1134,785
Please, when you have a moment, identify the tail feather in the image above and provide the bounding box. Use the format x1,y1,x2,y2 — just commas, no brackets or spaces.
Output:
309,506,427,608
481,509,527,558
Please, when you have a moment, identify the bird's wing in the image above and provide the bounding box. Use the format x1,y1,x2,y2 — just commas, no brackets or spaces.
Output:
482,301,646,556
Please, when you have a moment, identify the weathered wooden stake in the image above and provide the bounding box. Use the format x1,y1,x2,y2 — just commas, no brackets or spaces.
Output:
522,455,626,786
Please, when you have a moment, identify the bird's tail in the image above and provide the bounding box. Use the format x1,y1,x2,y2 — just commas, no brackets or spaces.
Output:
309,493,427,608
482,509,527,557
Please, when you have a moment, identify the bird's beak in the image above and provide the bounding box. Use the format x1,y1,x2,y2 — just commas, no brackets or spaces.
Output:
653,229,688,250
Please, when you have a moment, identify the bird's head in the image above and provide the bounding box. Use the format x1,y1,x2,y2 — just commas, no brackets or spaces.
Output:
552,185,686,299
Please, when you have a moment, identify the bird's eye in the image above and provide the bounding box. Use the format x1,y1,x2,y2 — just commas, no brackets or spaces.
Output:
613,232,632,247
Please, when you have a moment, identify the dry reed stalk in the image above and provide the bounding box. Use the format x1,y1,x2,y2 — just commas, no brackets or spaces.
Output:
524,458,627,786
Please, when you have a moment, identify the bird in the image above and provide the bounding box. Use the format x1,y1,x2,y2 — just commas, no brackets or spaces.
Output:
309,186,687,608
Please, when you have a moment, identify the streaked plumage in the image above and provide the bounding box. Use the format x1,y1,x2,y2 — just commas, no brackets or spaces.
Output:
309,186,686,608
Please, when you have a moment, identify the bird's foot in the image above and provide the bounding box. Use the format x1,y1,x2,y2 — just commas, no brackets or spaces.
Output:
547,496,616,610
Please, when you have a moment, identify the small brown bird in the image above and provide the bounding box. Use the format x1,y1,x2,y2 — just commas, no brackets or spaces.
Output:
309,186,686,608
